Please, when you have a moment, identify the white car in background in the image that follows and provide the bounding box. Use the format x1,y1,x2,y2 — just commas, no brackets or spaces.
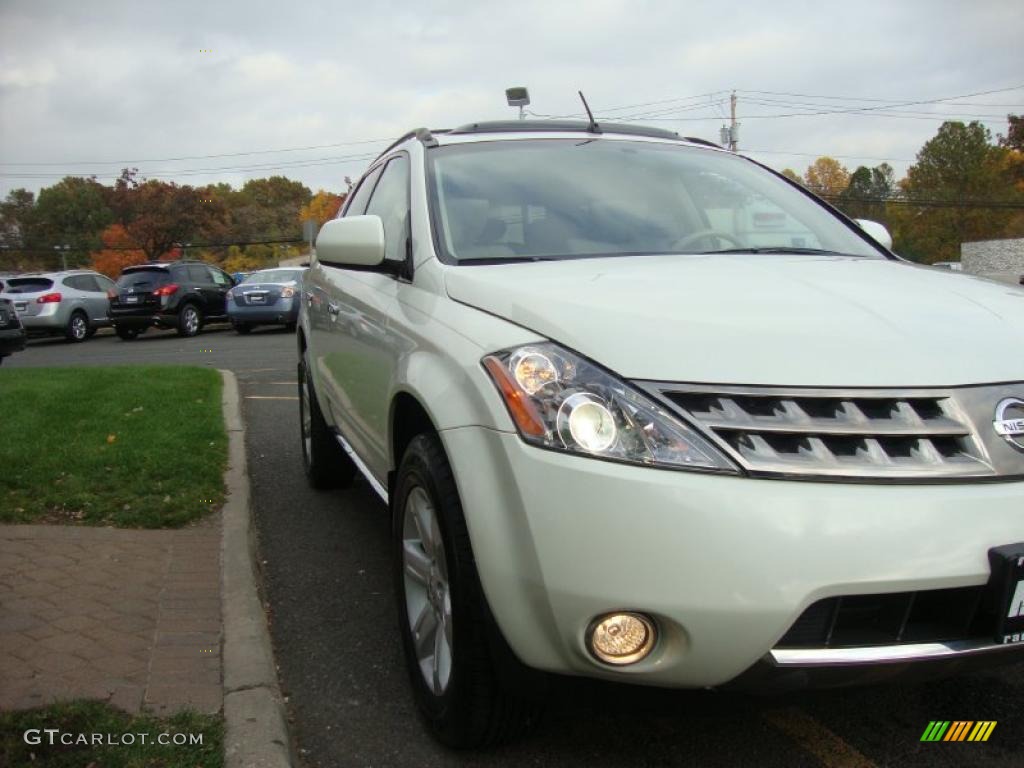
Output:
297,120,1024,747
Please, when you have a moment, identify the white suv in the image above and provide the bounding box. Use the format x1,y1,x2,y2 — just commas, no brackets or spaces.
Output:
297,121,1024,747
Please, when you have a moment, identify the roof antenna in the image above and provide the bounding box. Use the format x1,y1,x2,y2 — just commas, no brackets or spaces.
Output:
578,91,601,134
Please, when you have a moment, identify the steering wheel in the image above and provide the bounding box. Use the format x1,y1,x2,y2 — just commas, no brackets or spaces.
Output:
672,230,746,251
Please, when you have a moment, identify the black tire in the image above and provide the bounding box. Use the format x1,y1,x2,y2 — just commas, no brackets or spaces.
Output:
177,303,203,337
394,433,541,748
65,311,89,343
233,323,251,335
298,354,356,489
85,327,97,339
115,325,140,341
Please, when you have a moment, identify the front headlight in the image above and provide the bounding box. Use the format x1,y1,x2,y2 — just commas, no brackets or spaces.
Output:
482,343,737,473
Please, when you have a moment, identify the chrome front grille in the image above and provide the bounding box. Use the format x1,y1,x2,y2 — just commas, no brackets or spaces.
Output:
637,382,1024,481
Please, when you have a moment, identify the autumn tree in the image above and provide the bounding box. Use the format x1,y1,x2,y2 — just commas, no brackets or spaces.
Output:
111,172,229,261
998,114,1023,152
779,168,804,185
89,223,148,278
887,120,1024,262
26,176,113,265
299,190,345,229
803,157,850,198
837,163,895,223
226,176,312,242
0,189,36,248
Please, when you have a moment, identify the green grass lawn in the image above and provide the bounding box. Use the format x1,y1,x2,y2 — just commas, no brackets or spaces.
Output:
0,366,226,528
0,700,222,768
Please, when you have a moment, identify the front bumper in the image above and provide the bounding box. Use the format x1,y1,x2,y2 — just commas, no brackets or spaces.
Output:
441,426,1024,689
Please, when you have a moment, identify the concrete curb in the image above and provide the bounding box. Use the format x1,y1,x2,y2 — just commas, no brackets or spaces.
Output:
219,369,294,768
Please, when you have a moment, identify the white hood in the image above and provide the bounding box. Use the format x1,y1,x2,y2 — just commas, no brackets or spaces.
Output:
444,254,1024,387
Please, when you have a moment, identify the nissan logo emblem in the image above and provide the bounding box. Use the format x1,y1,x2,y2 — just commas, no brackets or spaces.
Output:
993,397,1024,452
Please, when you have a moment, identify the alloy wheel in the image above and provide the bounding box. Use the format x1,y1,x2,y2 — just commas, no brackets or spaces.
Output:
184,307,199,335
71,315,87,340
402,486,453,695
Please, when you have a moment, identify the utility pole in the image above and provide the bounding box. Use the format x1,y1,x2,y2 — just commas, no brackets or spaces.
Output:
720,90,740,152
729,90,738,152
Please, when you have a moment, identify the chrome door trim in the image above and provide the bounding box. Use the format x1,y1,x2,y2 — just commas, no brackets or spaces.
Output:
333,429,388,503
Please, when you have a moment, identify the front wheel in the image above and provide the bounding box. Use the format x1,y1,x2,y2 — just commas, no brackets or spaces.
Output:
395,433,541,748
177,304,202,337
298,354,356,489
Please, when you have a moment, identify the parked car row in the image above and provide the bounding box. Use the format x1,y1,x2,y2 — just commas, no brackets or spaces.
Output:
0,264,307,344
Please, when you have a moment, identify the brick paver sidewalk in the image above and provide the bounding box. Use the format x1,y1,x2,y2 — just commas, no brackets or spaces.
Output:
0,515,222,714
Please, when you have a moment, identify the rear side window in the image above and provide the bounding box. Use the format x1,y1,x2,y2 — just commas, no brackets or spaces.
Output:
208,268,230,286
116,269,170,289
64,275,102,291
187,265,210,283
4,277,54,293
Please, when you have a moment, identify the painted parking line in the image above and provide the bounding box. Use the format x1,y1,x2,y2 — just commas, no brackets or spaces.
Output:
763,708,877,768
244,395,300,401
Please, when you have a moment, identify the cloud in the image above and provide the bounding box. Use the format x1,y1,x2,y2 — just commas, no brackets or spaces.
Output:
0,0,1020,198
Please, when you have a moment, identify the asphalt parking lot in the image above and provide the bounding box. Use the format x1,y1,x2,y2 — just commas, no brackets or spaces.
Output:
7,328,1024,767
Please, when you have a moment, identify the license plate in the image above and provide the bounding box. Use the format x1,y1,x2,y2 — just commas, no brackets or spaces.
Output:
125,296,139,304
248,295,266,304
989,544,1024,644
14,302,26,311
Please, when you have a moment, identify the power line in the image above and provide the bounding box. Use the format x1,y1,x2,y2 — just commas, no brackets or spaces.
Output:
0,138,393,167
0,152,381,180
738,87,1024,104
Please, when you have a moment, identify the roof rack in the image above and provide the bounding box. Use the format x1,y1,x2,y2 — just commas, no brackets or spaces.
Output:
374,127,449,161
370,122,722,163
447,120,705,143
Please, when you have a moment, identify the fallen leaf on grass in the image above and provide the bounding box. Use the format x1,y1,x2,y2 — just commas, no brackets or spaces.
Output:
106,434,117,444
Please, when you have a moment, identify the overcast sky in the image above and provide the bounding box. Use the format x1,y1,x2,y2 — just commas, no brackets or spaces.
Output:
1,0,1021,199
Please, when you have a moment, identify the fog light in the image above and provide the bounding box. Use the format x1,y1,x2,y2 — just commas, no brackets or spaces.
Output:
587,612,656,665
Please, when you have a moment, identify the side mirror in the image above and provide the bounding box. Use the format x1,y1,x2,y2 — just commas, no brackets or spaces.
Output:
855,219,893,250
316,216,385,268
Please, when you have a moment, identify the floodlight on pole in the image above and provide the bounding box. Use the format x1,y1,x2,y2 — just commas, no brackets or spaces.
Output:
506,87,530,120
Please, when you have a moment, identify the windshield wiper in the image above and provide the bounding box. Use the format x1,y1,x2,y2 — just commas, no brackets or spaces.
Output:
695,247,865,257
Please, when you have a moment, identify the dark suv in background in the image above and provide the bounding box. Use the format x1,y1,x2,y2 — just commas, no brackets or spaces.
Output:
109,261,235,340
0,297,27,364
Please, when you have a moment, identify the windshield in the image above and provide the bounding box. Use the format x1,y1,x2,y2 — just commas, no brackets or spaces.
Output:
244,269,304,284
426,139,882,263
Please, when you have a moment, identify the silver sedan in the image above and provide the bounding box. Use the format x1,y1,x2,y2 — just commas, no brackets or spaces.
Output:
227,267,307,334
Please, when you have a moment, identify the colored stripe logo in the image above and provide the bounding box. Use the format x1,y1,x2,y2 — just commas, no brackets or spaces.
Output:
920,721,997,742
